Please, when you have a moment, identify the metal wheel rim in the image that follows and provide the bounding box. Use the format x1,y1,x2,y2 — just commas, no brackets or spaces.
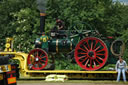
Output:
27,48,48,70
74,37,108,71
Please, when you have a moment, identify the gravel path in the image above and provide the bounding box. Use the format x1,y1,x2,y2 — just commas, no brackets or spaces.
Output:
17,80,128,85
17,83,127,85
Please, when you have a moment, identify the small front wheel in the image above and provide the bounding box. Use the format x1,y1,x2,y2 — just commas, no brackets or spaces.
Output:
27,48,48,70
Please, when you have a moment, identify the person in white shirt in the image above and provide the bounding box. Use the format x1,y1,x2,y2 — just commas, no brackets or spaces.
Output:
115,56,127,82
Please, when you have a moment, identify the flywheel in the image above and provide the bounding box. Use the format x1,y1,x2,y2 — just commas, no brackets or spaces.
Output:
110,39,125,57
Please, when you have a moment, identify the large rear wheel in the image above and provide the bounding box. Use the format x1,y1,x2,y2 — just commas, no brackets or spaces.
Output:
74,37,108,71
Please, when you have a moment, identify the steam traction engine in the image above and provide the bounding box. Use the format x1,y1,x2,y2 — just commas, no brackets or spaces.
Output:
27,19,124,71
27,0,125,71
0,0,126,80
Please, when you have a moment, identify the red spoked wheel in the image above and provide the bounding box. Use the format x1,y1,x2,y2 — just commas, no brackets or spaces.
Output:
27,48,48,70
74,37,108,71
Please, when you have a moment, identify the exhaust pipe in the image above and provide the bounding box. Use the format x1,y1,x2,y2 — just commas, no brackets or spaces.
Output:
40,13,46,32
36,0,47,33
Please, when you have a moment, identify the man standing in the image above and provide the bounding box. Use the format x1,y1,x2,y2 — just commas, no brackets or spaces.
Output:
115,56,127,82
39,32,49,53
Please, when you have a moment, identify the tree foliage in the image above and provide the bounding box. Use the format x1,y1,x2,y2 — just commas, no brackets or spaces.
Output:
0,0,128,62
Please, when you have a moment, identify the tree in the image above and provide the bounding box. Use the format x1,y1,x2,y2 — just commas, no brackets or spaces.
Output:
0,0,128,63
0,0,39,52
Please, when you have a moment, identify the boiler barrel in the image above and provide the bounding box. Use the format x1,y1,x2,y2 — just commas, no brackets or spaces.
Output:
48,39,73,53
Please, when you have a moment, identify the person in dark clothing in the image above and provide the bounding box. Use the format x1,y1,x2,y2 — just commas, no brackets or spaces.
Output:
51,18,66,38
52,18,65,31
55,18,64,30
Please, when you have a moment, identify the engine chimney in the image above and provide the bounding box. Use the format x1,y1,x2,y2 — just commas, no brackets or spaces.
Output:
36,0,47,33
40,13,46,33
